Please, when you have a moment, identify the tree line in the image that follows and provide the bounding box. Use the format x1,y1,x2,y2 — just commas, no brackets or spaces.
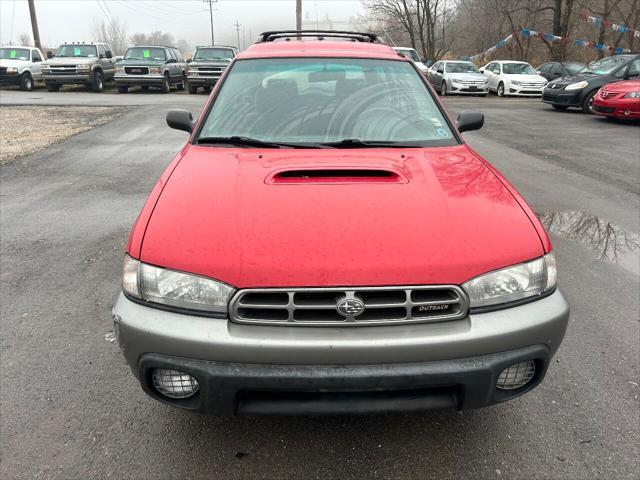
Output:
365,0,639,64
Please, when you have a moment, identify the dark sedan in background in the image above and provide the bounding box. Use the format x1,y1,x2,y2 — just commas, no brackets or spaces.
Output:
542,54,639,113
536,61,585,81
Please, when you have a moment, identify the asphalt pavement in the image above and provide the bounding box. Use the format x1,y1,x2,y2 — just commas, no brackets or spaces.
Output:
1,89,639,479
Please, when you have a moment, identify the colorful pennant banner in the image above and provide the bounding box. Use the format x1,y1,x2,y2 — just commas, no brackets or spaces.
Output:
461,28,631,61
578,11,640,39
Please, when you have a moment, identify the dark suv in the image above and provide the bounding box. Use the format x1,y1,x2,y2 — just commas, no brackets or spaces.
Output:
186,45,238,94
115,46,186,93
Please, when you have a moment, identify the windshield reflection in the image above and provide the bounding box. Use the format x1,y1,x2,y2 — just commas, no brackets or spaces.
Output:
539,211,639,275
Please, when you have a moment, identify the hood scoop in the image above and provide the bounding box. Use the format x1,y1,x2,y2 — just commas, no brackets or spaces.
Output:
268,168,407,184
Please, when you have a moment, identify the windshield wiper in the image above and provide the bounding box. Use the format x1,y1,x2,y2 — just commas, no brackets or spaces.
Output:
318,139,423,148
195,136,325,149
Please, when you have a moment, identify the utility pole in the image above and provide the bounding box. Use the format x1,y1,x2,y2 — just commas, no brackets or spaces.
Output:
27,0,42,51
233,20,241,50
296,0,302,30
203,0,217,45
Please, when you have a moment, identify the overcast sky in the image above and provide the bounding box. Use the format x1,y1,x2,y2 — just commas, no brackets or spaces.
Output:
0,0,365,50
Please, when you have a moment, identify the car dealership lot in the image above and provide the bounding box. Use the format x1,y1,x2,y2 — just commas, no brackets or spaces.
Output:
1,92,638,479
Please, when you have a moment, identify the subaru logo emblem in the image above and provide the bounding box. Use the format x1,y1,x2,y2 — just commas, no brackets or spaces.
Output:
337,298,365,317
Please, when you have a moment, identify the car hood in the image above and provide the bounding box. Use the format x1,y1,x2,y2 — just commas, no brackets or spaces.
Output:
44,57,97,66
551,72,600,85
504,74,547,83
598,79,637,92
0,59,30,67
189,60,230,67
448,73,486,81
139,145,544,288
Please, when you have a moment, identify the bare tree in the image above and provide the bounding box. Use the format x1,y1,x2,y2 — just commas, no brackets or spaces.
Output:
93,18,128,55
129,31,175,48
18,32,32,46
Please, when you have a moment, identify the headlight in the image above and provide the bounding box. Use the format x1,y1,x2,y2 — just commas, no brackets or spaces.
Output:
565,81,588,91
511,80,522,86
149,66,162,74
115,66,124,74
122,255,236,314
187,68,196,75
462,253,557,309
623,91,640,98
6,67,18,73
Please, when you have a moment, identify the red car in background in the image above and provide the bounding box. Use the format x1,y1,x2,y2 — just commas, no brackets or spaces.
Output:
593,79,640,120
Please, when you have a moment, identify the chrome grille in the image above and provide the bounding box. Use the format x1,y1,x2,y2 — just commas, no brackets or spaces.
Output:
125,66,149,75
197,66,225,76
230,285,468,326
49,65,78,74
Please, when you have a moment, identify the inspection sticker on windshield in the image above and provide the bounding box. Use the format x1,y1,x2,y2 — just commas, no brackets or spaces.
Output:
10,50,16,58
143,50,150,58
73,47,81,56
437,128,450,137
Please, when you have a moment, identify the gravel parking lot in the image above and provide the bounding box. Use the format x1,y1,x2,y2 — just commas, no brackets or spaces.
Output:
1,91,638,479
0,105,127,163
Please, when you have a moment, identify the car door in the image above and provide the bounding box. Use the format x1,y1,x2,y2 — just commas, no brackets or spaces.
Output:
485,63,498,90
537,63,550,80
30,49,42,78
549,63,563,80
427,62,438,84
173,48,185,81
167,49,178,81
103,45,115,79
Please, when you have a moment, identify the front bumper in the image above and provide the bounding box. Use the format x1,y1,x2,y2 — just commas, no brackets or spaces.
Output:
542,88,583,106
0,74,21,85
593,99,640,119
506,84,546,96
115,75,164,86
186,76,220,87
113,289,569,414
42,73,92,84
449,83,489,95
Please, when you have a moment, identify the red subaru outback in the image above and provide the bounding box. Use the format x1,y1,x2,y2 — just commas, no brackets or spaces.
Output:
113,31,569,415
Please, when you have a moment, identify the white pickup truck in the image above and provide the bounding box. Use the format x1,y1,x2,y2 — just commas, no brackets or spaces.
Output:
0,45,45,91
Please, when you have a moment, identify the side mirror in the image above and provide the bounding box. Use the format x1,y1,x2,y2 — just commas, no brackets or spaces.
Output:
47,51,54,59
479,68,484,73
626,70,639,79
536,70,542,75
456,111,484,133
186,58,192,63
166,109,195,133
105,51,113,59
437,68,444,74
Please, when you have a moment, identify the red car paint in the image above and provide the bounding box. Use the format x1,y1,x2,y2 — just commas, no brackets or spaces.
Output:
593,80,640,120
127,41,551,288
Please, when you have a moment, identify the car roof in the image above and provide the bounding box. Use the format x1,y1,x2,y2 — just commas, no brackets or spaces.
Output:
496,60,529,64
1,45,36,49
131,45,175,49
238,40,404,61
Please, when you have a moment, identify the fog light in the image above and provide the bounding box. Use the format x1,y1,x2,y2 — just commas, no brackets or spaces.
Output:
496,361,535,390
152,369,199,399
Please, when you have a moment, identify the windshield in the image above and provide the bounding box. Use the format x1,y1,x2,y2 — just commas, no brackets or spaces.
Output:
124,47,166,61
579,56,629,75
502,63,536,75
194,48,235,61
56,44,97,58
446,62,479,74
0,48,30,60
564,63,585,74
396,48,420,62
197,58,456,147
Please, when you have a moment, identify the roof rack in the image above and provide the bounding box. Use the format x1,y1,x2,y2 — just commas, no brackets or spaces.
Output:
257,30,383,44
